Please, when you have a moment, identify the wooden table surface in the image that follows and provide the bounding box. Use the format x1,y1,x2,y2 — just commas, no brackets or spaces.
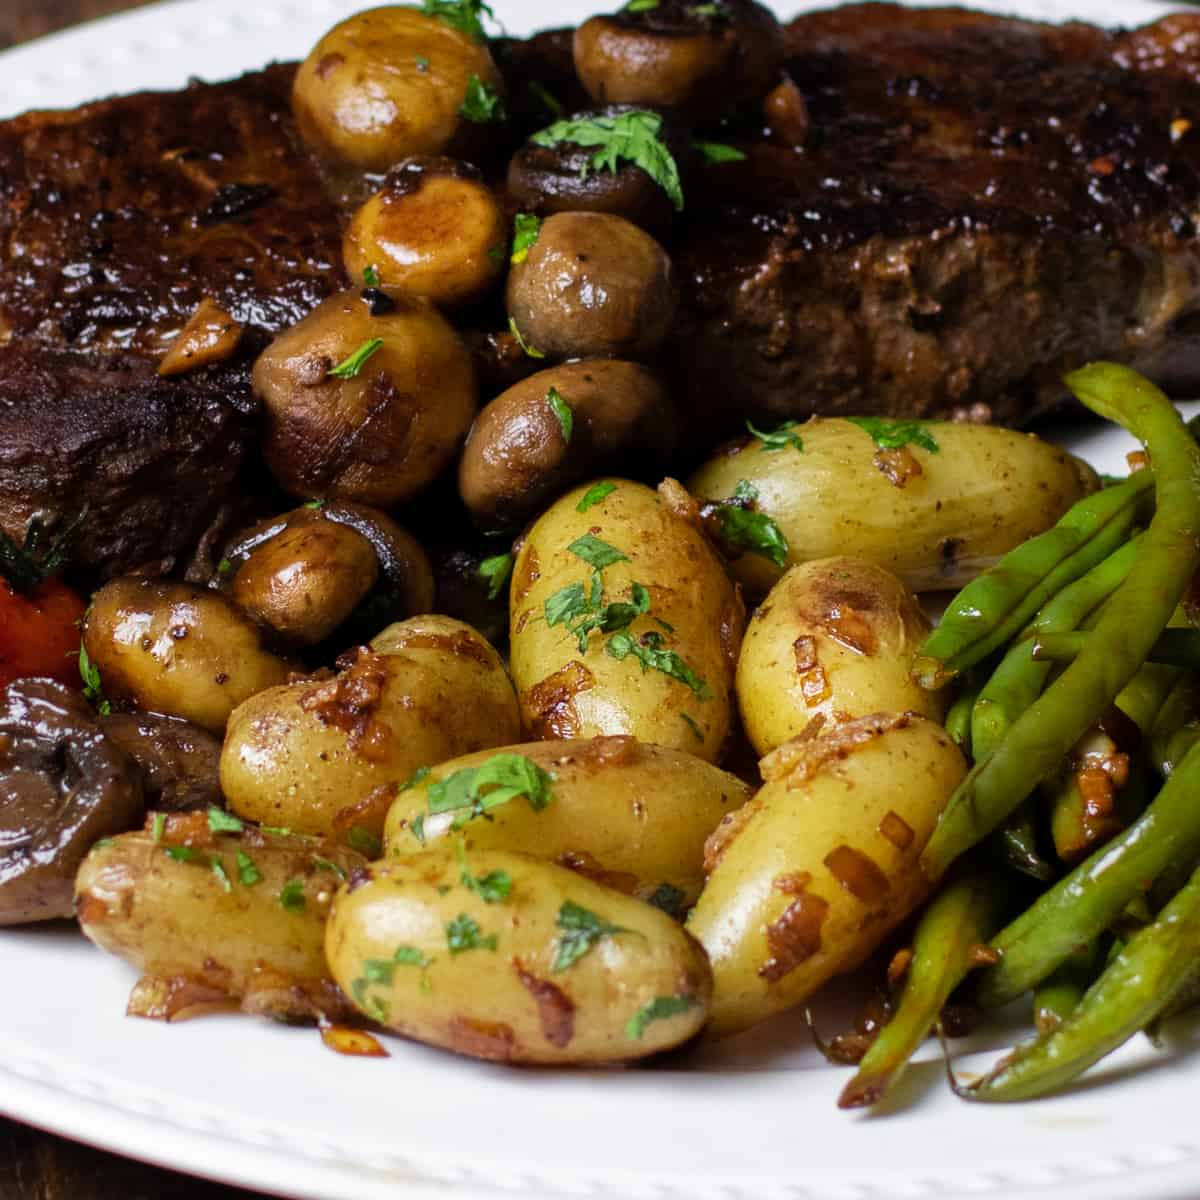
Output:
0,2,277,1196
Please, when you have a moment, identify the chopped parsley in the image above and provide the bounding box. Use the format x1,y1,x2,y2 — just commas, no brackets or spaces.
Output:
625,993,698,1039
693,139,746,165
625,0,659,9
680,712,705,743
606,630,712,698
346,827,383,858
460,74,505,123
712,486,789,568
327,338,383,380
646,882,688,919
414,55,430,72
746,418,804,452
547,387,573,444
510,212,541,264
576,481,616,513
847,416,940,454
151,812,166,843
361,945,433,991
217,557,233,575
77,643,111,716
531,109,684,211
545,575,650,653
425,752,555,831
553,900,627,971
456,840,513,903
313,856,347,881
568,533,627,570
445,913,498,954
528,80,563,118
163,845,205,864
508,315,545,358
302,500,325,510
421,0,493,41
91,838,115,853
207,807,244,835
478,552,514,600
210,858,232,893
362,265,380,287
236,850,262,887
279,880,306,912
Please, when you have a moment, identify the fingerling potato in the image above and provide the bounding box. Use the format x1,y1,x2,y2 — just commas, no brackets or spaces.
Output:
509,479,743,760
383,736,752,910
325,847,712,1063
687,712,967,1037
75,818,364,1021
689,418,1097,596
737,557,944,756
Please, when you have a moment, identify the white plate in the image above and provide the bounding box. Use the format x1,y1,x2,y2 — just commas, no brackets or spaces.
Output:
2,2,1200,1198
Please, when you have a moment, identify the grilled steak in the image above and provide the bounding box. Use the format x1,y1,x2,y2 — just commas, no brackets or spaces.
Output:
0,63,343,577
668,5,1200,430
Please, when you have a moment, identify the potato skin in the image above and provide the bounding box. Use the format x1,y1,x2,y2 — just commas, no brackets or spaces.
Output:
325,847,712,1063
292,7,504,170
220,616,520,840
509,479,743,761
688,418,1097,595
687,713,967,1037
75,827,364,1021
736,557,944,756
253,289,477,507
83,578,292,733
383,736,751,908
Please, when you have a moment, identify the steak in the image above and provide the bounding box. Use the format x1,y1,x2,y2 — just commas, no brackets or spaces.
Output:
0,63,344,577
668,5,1200,429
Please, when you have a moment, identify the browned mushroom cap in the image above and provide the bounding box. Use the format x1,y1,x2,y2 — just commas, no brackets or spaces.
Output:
507,104,691,230
0,679,142,925
506,212,677,360
458,359,676,530
573,0,785,119
99,713,222,814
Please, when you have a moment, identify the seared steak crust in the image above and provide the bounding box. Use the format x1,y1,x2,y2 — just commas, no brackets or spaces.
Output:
669,6,1200,428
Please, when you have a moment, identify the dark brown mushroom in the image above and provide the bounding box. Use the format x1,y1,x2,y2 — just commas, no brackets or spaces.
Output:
0,679,143,925
100,713,223,813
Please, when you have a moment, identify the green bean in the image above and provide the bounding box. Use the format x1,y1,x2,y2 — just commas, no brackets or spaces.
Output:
1032,939,1105,1036
1149,676,1200,777
1033,628,1200,670
960,860,1200,1101
912,471,1152,690
839,870,1005,1108
945,677,981,755
921,365,1200,883
995,799,1055,881
977,738,1200,1006
969,534,1143,763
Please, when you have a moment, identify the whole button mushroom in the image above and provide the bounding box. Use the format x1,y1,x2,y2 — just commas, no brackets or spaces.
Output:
0,679,143,925
459,359,676,530
573,0,785,120
505,212,677,360
343,157,507,308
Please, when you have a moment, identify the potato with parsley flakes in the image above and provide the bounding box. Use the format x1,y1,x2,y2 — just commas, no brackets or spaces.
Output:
382,737,751,911
736,557,945,757
508,479,743,761
220,615,519,843
686,712,967,1038
75,813,364,1023
688,416,1097,597
325,847,711,1063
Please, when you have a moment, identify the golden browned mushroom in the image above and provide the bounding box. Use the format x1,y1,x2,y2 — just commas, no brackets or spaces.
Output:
292,6,506,171
459,359,676,529
573,0,784,119
343,156,506,307
505,211,677,360
252,288,477,508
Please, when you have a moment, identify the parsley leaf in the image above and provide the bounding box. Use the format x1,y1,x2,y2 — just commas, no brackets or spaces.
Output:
163,845,205,864
546,577,650,654
460,74,505,123
553,900,627,971
328,338,383,380
693,139,746,165
445,913,498,954
545,580,590,627
362,265,380,287
426,753,555,830
605,630,712,698
151,812,165,843
478,552,514,600
77,643,111,716
508,315,545,358
421,0,493,40
210,858,232,893
531,109,684,211
313,856,347,881
626,0,659,9
568,533,627,569
362,944,433,989
456,840,513,903
510,212,541,264
646,882,688,919
625,993,699,1039
847,416,939,454
547,387,573,444
576,481,616,513
217,557,234,575
236,849,262,887
346,827,382,858
207,807,243,836
714,504,789,568
746,418,803,452
680,712,705,744
279,880,306,912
